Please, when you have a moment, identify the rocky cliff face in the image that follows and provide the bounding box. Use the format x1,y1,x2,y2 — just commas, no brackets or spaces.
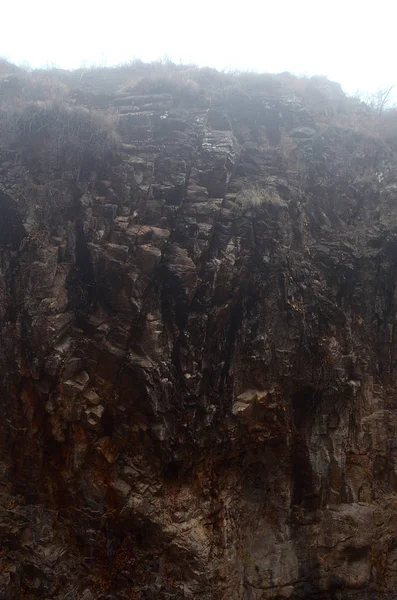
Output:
1,63,397,599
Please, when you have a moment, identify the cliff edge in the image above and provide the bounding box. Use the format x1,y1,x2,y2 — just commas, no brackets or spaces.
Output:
0,60,397,599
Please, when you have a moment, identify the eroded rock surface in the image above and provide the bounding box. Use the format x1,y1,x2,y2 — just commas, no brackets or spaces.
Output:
1,69,397,598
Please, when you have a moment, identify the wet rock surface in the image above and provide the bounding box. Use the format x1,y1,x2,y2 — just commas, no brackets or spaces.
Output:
1,73,397,598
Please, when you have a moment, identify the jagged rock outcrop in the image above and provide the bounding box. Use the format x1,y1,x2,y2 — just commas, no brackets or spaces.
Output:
1,63,397,598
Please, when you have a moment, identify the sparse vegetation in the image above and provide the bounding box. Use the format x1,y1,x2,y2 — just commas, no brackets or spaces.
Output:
0,64,119,180
124,71,204,105
236,184,286,209
0,57,397,175
358,85,395,114
4,102,118,178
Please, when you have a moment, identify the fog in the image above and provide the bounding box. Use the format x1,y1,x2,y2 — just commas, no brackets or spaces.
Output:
3,0,396,98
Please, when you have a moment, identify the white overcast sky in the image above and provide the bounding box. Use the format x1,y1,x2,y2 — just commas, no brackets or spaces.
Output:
2,0,396,98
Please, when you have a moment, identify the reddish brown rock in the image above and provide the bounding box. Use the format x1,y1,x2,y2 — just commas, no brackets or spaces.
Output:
2,65,397,599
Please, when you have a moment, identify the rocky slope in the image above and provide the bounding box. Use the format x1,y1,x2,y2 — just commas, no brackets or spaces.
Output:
1,62,397,599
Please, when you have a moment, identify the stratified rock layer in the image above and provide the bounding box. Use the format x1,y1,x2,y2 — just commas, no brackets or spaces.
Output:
1,72,397,599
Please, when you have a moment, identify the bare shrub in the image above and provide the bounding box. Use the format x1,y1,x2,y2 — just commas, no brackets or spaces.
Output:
376,108,397,147
0,70,69,106
0,58,21,75
328,97,397,149
2,58,397,167
0,100,119,179
359,86,395,115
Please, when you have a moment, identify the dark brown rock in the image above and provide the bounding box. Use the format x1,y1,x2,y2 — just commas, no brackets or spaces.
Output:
1,66,397,600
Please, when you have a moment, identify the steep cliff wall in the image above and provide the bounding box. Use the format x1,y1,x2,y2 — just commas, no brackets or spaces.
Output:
1,62,397,599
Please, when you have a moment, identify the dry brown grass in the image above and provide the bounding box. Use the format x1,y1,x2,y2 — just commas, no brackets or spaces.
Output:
0,69,69,105
1,59,397,164
325,100,397,149
0,64,120,180
236,184,286,209
123,66,285,106
0,100,119,179
124,70,204,104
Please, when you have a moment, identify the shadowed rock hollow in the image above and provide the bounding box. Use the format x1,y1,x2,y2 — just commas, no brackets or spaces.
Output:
1,60,397,599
